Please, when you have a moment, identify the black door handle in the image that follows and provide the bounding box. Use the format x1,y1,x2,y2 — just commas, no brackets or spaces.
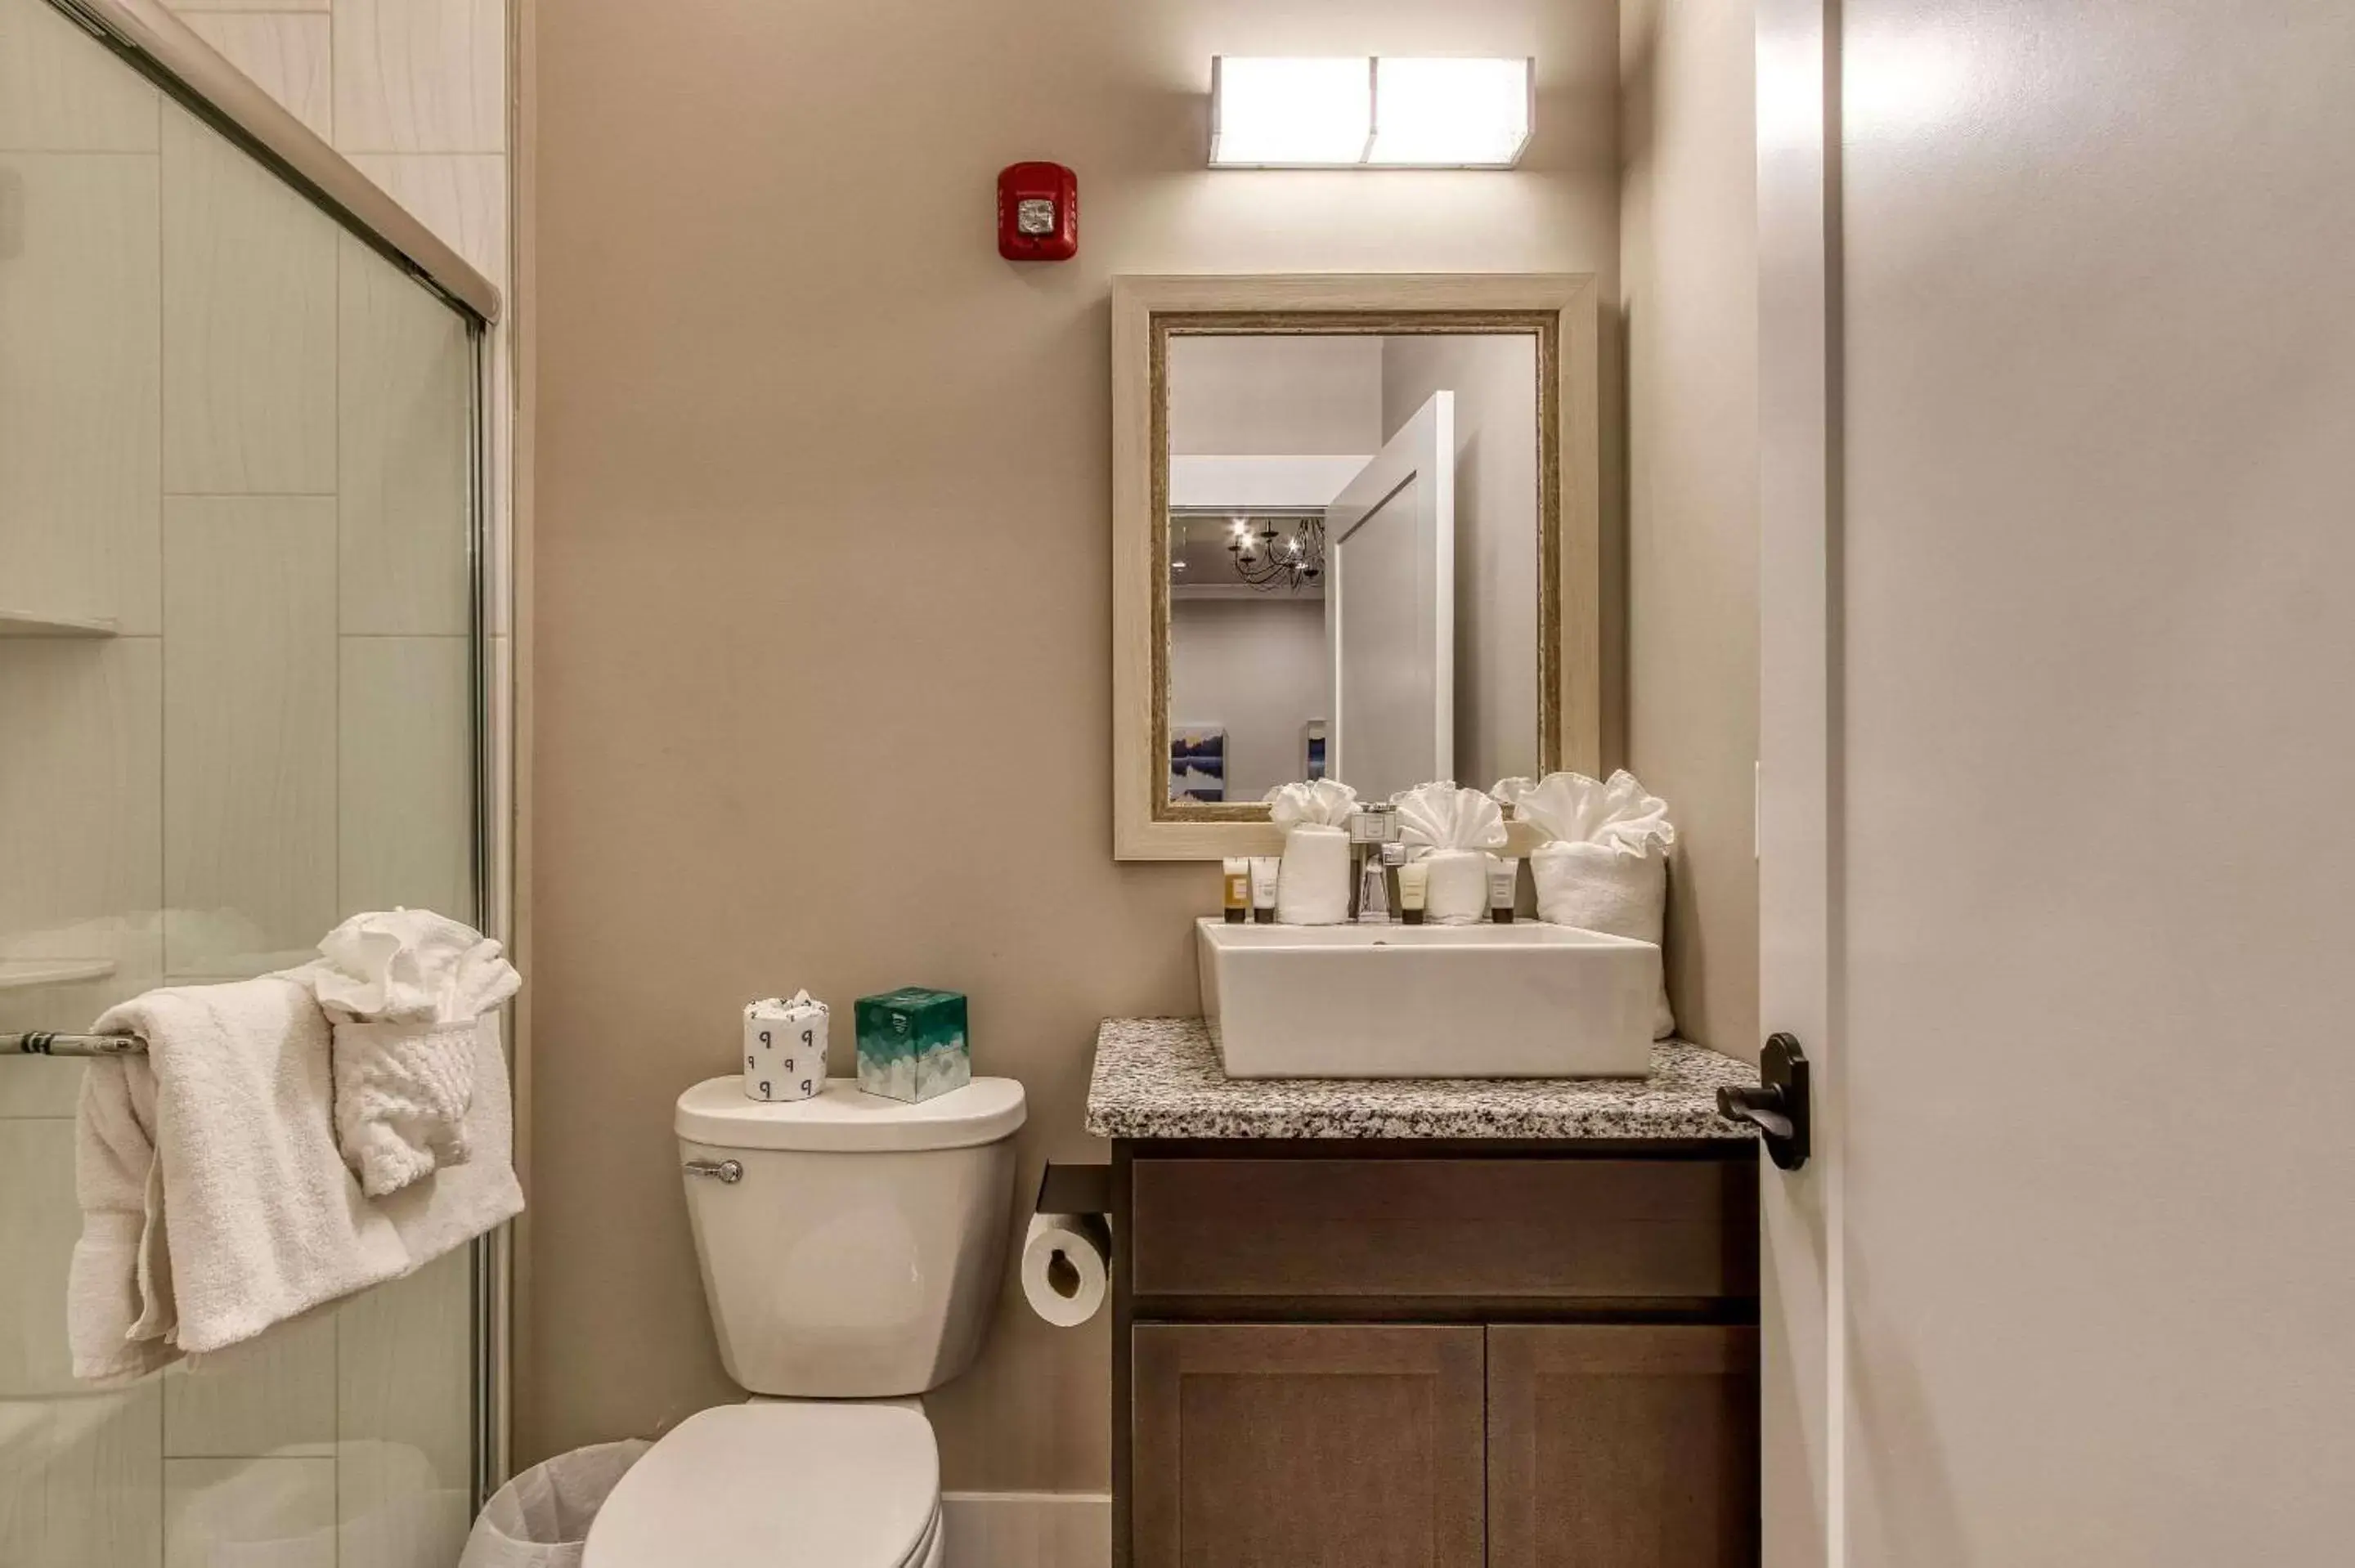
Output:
1718,1032,1810,1171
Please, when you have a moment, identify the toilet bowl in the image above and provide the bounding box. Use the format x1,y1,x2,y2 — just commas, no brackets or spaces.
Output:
582,1074,1026,1568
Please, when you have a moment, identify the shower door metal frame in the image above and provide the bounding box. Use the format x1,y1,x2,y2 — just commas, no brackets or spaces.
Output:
47,0,500,323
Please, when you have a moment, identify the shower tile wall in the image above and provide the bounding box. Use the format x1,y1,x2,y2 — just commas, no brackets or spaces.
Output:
0,0,508,1563
164,0,516,921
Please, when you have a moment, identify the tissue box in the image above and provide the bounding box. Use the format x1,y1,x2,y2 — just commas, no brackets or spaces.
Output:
744,994,828,1102
853,987,970,1104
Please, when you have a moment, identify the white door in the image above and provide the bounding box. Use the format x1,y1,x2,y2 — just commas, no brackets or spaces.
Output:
1757,1,2355,1561
1325,391,1454,799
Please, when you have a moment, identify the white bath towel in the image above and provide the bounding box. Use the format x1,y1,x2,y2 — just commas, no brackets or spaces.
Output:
1496,770,1678,1038
69,975,523,1382
307,909,522,1196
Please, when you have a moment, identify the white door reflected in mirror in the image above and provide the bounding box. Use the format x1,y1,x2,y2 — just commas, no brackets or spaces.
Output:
1329,390,1453,799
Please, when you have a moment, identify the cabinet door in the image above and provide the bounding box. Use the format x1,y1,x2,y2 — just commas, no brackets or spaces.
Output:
1488,1324,1760,1567
1131,1323,1485,1568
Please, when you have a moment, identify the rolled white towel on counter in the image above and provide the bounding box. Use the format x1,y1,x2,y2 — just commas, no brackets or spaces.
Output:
1276,825,1352,925
1498,771,1678,1039
1266,779,1360,925
1420,849,1489,925
1529,843,1671,1031
1393,782,1508,925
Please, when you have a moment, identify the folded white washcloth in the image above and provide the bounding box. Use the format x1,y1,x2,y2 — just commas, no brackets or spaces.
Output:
1393,781,1509,924
307,909,521,1196
70,977,523,1381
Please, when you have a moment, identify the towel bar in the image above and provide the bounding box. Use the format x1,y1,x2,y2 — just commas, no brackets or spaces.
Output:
3,1031,147,1057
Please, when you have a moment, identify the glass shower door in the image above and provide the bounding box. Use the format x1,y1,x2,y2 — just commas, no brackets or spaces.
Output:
1,0,492,1561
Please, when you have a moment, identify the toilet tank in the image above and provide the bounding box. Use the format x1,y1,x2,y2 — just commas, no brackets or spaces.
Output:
673,1076,1026,1397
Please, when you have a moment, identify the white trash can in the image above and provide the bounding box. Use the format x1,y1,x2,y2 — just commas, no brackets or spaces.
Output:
459,1440,651,1568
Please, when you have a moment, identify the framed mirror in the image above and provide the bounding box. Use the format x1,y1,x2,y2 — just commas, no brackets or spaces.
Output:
1111,275,1600,858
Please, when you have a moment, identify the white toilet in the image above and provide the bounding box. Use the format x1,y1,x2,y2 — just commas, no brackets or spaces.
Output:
585,1073,1029,1568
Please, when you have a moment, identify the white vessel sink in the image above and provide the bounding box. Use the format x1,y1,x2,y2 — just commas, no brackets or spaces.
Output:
1195,916,1658,1080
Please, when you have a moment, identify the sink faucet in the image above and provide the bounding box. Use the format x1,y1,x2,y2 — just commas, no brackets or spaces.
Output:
1357,841,1408,923
1348,805,1402,922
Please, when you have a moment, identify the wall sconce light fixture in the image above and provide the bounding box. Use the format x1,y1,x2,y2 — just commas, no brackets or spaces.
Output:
1209,56,1534,169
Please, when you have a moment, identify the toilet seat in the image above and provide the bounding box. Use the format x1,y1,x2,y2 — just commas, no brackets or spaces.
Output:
584,1401,941,1568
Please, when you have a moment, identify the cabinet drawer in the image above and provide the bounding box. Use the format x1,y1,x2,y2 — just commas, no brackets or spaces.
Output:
1128,1156,1755,1303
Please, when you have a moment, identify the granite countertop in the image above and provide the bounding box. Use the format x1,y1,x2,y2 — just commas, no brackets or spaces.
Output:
1086,1017,1760,1142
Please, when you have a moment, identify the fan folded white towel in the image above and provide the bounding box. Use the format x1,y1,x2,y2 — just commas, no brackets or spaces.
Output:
1393,782,1509,925
69,974,523,1382
1265,779,1360,925
308,909,522,1197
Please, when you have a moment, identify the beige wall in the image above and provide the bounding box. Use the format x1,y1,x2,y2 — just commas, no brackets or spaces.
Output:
1169,597,1327,800
1619,0,1758,1059
1380,333,1541,791
527,0,1620,1486
1169,334,1382,456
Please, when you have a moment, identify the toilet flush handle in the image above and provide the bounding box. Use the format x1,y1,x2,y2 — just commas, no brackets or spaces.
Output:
684,1158,742,1184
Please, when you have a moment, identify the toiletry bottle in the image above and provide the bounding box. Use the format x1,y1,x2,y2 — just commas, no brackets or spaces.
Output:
1397,858,1430,925
1248,856,1280,924
1222,857,1250,924
1488,855,1522,924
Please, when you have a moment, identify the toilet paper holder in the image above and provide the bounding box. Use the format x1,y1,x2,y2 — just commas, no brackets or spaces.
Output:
1025,1162,1115,1327
1035,1160,1111,1220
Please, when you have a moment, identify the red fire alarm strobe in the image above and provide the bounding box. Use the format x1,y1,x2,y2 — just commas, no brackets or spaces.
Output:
998,162,1078,261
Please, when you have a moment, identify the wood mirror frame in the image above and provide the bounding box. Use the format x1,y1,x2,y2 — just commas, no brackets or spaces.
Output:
1112,274,1602,860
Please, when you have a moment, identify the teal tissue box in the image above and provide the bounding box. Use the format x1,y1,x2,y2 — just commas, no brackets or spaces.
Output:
853,987,971,1103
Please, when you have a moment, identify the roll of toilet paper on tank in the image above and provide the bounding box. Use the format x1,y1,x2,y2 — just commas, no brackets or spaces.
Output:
1021,1212,1111,1328
744,992,828,1103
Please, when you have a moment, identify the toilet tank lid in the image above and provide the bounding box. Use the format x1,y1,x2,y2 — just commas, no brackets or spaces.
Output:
675,1076,1026,1152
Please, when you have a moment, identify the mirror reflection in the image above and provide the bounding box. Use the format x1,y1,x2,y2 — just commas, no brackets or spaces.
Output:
1165,331,1541,806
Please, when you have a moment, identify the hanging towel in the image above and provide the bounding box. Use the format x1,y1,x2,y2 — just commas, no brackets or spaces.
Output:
1392,782,1509,925
307,908,522,1197
1495,770,1678,1038
68,974,523,1382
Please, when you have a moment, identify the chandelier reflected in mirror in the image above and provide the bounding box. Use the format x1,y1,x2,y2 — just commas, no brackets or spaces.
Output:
1227,514,1323,590
1169,511,1325,594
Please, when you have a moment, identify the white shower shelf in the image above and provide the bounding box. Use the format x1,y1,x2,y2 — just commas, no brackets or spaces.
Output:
0,607,120,638
0,959,116,992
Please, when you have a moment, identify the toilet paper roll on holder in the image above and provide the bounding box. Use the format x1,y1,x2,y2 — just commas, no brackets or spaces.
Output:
1027,1162,1114,1323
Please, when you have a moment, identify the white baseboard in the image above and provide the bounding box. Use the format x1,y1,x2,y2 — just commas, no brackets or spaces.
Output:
939,1492,1110,1568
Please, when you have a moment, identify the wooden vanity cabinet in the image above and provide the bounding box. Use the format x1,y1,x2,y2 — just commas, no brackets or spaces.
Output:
1113,1142,1760,1567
